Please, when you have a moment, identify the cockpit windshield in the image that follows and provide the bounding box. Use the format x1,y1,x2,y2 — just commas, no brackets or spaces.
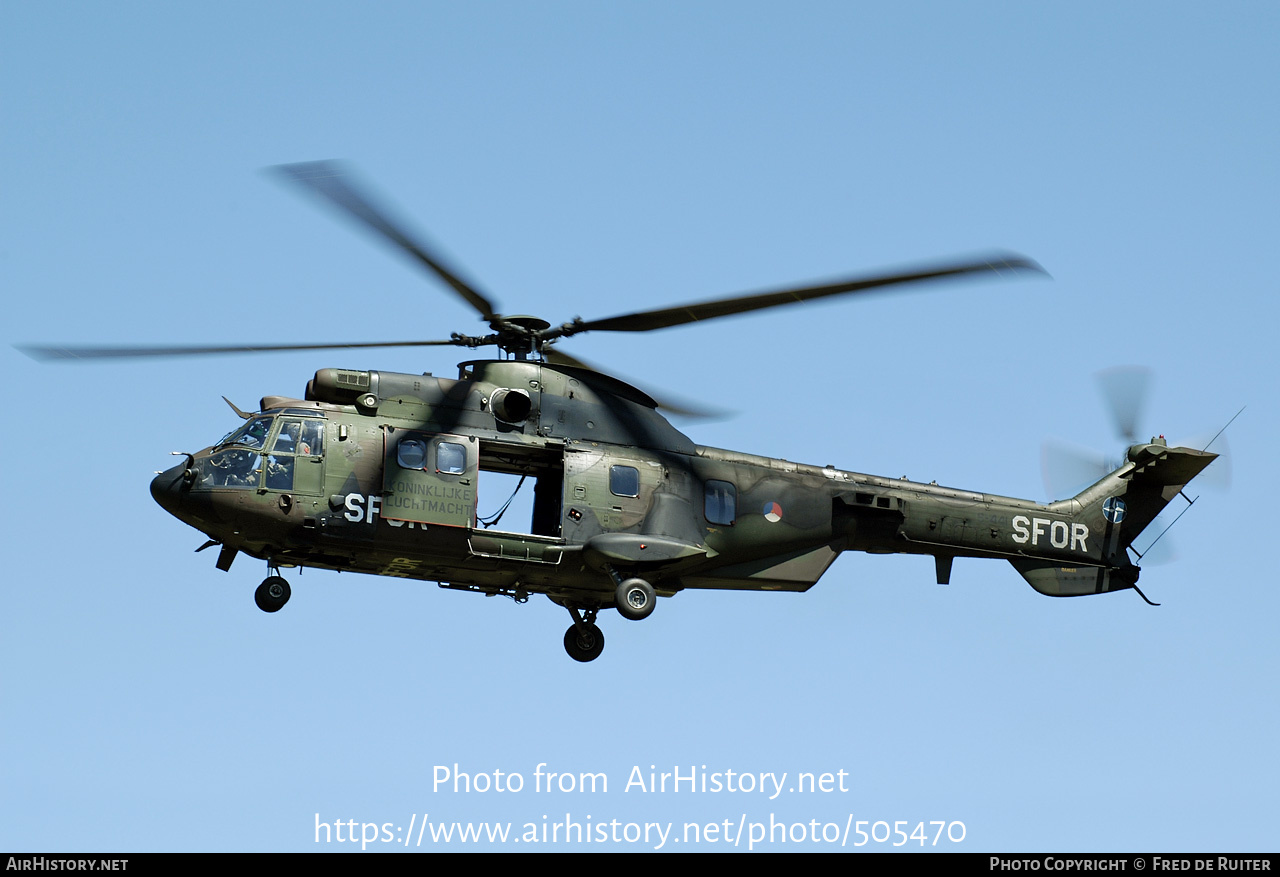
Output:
216,415,274,450
197,413,326,490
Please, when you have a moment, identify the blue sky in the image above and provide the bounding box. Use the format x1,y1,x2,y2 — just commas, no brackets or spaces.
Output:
3,2,1276,852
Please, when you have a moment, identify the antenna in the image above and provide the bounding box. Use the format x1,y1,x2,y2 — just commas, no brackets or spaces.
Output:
1201,406,1245,453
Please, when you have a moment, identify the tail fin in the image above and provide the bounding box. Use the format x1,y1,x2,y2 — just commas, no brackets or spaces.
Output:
1011,438,1217,597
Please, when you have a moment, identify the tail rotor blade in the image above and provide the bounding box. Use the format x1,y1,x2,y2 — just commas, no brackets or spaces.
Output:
1041,438,1112,500
1096,365,1152,445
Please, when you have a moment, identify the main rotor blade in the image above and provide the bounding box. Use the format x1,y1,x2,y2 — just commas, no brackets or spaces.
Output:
272,161,499,322
20,339,460,361
543,348,730,420
570,254,1046,335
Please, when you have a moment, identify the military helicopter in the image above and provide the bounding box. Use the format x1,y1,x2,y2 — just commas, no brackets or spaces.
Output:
26,162,1219,662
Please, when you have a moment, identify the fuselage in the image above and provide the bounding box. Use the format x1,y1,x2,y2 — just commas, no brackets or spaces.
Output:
152,360,1210,606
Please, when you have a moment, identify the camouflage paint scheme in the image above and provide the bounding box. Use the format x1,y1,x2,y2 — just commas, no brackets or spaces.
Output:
152,358,1216,614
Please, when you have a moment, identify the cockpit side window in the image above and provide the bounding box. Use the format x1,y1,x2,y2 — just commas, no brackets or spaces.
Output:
297,420,323,456
271,420,300,453
265,454,294,490
263,417,325,490
270,418,323,455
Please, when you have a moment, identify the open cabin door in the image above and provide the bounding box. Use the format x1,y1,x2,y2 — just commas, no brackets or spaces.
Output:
381,429,478,528
475,440,565,538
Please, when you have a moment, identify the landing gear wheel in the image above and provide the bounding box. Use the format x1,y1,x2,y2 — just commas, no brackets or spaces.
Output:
254,576,291,613
615,577,656,621
563,623,605,662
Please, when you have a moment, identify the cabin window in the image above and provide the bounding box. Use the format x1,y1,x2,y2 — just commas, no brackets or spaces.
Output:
396,439,428,470
705,480,736,525
437,441,466,475
609,465,639,497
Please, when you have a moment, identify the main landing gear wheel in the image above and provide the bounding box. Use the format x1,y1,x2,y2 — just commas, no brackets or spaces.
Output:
563,623,605,663
254,576,291,613
615,577,656,621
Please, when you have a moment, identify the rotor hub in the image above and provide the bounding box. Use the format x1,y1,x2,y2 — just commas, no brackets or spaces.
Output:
501,315,551,333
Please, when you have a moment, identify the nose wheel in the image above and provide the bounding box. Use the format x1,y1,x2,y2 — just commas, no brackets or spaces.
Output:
254,575,291,613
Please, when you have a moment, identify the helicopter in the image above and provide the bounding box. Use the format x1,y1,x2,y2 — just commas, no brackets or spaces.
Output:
26,162,1219,662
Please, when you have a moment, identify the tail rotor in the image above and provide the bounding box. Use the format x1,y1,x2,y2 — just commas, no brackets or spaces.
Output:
1041,367,1233,568
1041,366,1153,500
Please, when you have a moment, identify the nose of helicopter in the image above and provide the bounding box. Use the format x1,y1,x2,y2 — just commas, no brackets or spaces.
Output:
150,462,189,516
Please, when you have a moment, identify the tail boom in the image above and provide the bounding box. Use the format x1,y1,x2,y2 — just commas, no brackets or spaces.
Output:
838,438,1216,597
